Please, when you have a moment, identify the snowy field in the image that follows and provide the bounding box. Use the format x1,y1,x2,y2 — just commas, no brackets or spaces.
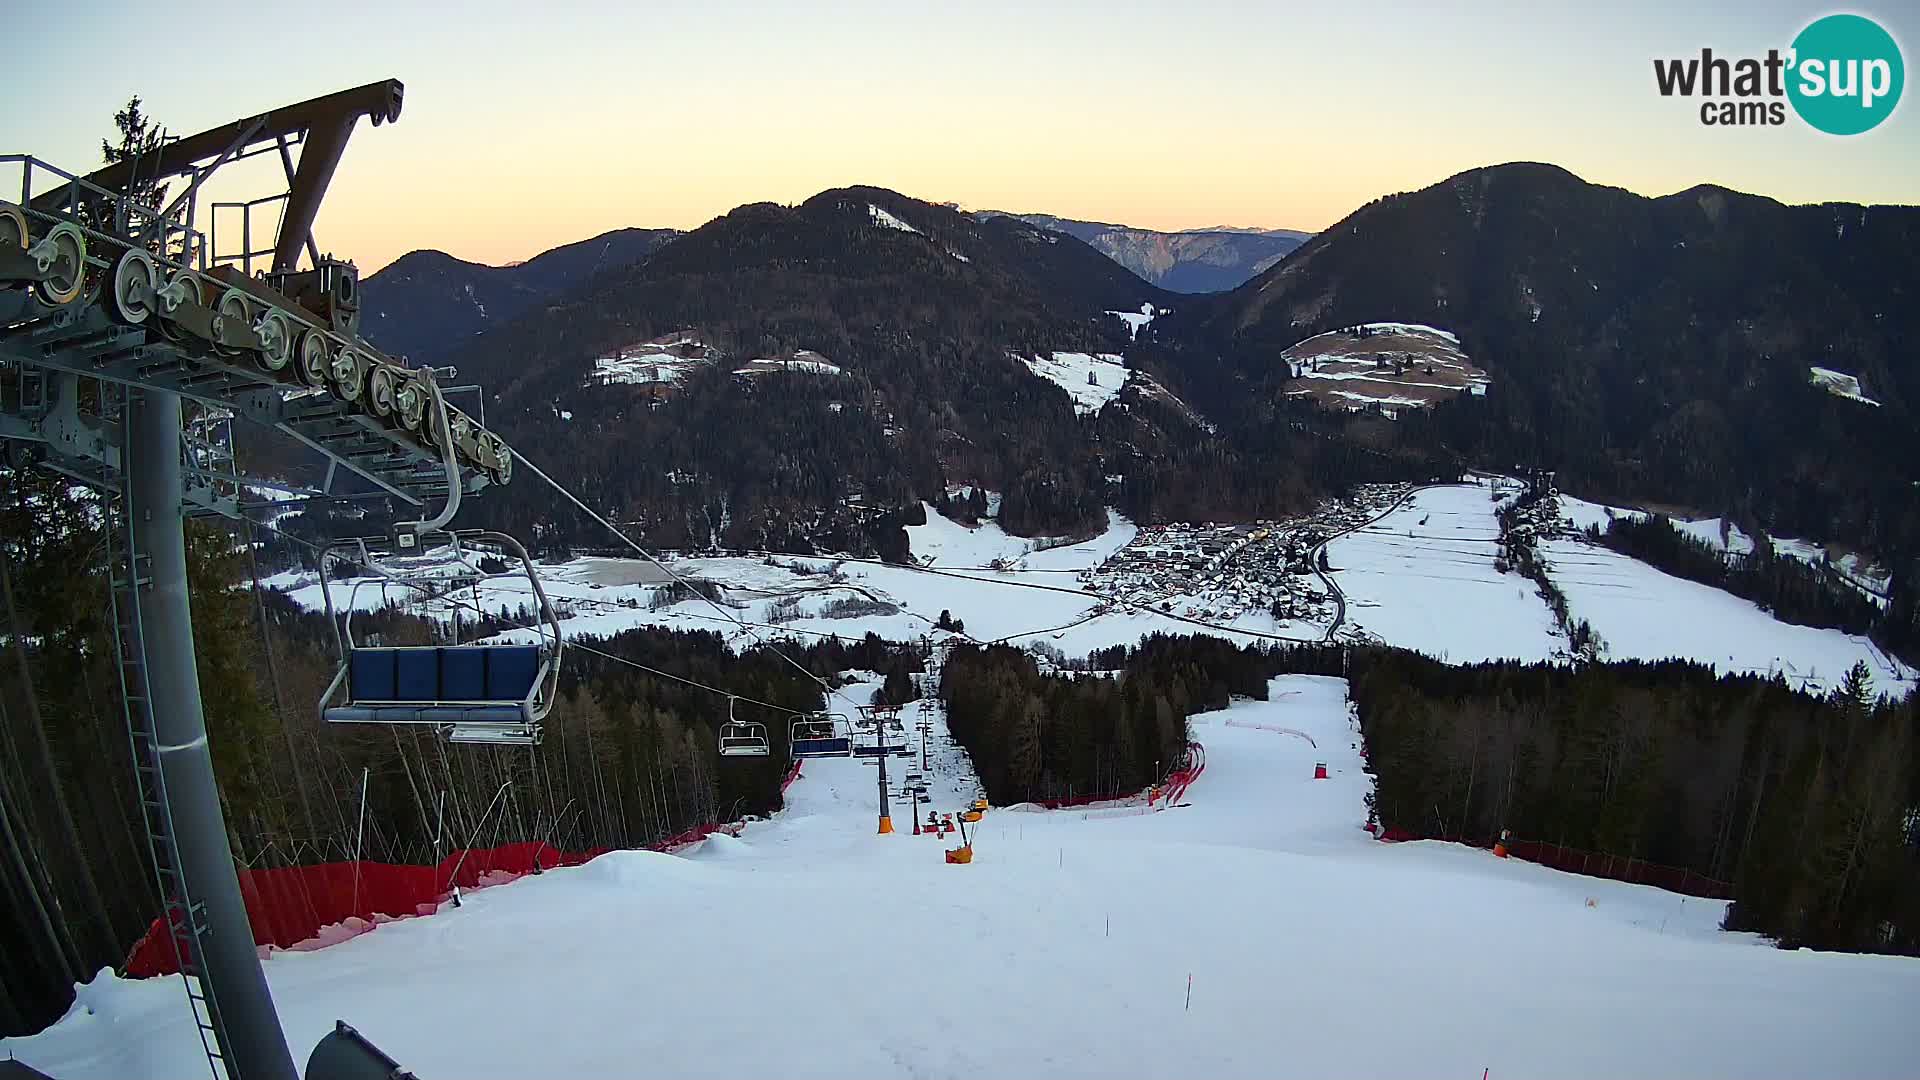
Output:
1016,351,1130,415
1327,484,1564,663
12,674,1918,1079
1557,496,1891,606
259,506,1331,656
261,486,1913,692
1541,539,1914,695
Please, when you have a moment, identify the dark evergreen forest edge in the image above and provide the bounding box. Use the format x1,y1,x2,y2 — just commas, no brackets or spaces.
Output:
1592,514,1895,642
935,634,1918,957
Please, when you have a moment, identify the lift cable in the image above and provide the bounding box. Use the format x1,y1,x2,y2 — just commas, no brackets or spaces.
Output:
246,516,820,718
509,448,871,713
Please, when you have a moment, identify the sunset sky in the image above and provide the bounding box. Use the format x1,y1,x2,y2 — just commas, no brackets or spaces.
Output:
5,0,1914,273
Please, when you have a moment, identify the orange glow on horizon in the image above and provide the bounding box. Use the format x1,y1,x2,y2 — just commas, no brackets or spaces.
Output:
6,0,1913,274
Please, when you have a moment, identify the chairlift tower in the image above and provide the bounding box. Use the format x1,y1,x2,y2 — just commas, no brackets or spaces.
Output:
1,81,522,1080
857,703,903,834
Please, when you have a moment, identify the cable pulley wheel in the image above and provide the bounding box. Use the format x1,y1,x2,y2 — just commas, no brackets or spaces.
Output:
255,310,294,371
394,379,428,431
32,223,87,306
329,348,367,403
212,288,252,355
110,248,158,325
0,202,26,251
366,363,397,418
157,271,203,343
295,329,331,388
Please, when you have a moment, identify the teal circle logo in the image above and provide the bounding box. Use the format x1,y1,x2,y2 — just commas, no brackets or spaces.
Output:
1787,14,1904,135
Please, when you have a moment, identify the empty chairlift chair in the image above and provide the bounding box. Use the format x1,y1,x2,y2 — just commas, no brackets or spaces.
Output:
789,712,852,758
318,531,562,746
718,697,770,758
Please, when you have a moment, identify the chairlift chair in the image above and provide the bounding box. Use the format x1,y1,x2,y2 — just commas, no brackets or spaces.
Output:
718,696,770,758
318,530,562,747
789,711,852,758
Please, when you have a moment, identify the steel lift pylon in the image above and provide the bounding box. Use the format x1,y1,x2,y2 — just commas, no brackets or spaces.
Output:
2,80,520,1080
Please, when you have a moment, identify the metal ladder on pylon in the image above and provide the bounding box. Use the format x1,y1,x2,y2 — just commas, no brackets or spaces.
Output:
106,388,231,1080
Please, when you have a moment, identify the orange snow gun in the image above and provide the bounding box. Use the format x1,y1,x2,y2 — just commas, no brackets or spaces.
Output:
946,808,974,863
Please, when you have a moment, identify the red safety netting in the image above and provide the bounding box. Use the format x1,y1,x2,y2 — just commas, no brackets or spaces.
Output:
1160,742,1206,805
125,824,742,978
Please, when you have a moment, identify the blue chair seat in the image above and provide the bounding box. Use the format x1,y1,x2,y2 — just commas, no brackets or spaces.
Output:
345,645,542,706
792,736,851,758
325,704,529,726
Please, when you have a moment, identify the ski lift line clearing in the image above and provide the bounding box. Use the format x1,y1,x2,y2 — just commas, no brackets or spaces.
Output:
507,446,870,715
317,529,563,746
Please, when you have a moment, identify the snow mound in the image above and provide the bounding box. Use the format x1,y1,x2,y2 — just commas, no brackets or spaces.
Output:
684,832,755,859
572,849,702,886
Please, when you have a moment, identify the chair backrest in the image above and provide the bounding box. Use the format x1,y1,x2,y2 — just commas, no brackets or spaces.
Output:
348,645,543,704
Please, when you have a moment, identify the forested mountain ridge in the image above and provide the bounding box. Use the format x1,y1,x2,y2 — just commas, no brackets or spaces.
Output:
435,187,1240,553
356,167,1920,613
1191,161,1920,583
359,227,681,364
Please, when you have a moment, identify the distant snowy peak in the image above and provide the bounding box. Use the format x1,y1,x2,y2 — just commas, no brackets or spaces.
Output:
1809,366,1880,407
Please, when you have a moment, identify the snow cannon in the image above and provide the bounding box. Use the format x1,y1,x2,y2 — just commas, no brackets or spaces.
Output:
962,808,983,823
973,797,989,813
1494,829,1510,859
1313,762,1329,780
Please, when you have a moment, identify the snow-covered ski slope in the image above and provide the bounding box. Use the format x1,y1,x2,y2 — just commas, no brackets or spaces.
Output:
1326,484,1562,663
11,674,1917,1079
1327,482,1914,693
1542,539,1910,693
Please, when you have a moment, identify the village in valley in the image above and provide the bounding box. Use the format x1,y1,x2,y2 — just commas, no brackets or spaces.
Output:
1074,483,1411,628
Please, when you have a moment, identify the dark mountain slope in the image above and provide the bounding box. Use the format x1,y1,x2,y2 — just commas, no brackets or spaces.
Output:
359,227,679,363
437,188,1243,552
1201,162,1920,560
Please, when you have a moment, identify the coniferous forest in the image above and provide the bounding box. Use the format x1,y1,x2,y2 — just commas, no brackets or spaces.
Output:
939,636,1344,804
1349,648,1919,954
